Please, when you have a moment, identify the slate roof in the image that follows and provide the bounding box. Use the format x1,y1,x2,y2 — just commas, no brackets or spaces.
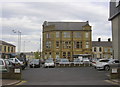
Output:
92,41,112,47
43,21,90,31
0,40,16,47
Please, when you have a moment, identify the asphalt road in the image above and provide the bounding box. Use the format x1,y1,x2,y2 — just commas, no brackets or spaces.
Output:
16,66,117,85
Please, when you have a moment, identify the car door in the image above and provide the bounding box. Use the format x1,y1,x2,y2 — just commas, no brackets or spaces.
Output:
111,60,120,68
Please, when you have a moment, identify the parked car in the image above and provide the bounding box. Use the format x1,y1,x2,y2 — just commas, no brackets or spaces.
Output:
40,59,45,64
83,58,90,64
18,57,27,69
73,58,83,64
55,58,61,64
9,58,24,69
59,59,71,65
0,58,14,72
29,59,40,68
94,58,120,71
44,60,55,68
91,58,101,67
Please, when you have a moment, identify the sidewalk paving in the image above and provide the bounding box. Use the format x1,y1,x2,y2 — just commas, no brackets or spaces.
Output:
110,79,120,84
0,79,21,86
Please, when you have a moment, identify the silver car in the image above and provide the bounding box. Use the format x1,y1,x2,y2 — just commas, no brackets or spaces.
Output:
95,59,120,71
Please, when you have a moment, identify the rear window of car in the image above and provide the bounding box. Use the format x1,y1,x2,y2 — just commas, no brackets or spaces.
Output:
99,60,109,62
0,60,4,65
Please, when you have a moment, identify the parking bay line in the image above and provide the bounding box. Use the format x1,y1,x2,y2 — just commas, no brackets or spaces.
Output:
15,80,27,85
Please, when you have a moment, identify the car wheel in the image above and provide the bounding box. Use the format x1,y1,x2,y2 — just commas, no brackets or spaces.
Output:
104,66,110,71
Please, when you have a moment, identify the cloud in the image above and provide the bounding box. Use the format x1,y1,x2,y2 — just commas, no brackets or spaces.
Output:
1,1,112,52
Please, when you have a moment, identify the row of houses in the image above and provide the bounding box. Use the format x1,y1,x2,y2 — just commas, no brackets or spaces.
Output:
42,21,113,60
0,40,16,58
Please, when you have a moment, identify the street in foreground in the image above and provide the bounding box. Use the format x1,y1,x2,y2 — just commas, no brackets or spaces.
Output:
14,67,120,86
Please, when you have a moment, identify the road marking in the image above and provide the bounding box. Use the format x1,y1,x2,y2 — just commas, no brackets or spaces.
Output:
105,80,119,85
15,81,27,85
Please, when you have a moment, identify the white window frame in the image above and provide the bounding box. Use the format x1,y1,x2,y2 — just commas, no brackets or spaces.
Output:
56,32,60,38
85,32,89,38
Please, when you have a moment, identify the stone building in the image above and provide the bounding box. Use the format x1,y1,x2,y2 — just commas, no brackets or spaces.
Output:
42,21,92,61
92,38,113,59
0,40,16,58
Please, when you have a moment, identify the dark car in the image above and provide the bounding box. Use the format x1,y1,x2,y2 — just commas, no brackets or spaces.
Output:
18,57,27,69
29,59,40,68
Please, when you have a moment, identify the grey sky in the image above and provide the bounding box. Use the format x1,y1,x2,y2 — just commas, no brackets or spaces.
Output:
1,1,112,52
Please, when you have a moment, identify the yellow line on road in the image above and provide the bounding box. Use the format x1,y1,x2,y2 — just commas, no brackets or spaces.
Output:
105,80,119,85
15,81,27,85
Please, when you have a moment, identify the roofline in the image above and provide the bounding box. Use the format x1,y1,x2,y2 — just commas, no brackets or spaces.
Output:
0,40,16,47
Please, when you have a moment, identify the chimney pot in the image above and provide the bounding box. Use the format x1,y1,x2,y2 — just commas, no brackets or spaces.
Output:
98,38,101,42
108,38,111,42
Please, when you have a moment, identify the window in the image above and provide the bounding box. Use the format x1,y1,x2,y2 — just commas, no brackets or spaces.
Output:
46,41,51,48
86,42,89,48
74,41,82,49
94,47,96,52
11,47,13,52
63,41,71,49
49,52,52,58
85,32,89,38
116,0,120,7
63,32,70,38
110,48,112,52
4,46,6,52
68,52,71,59
99,47,102,52
114,60,119,63
56,52,60,58
74,32,81,38
8,47,10,52
63,52,66,58
0,60,3,65
46,33,51,38
56,32,60,38
104,48,108,52
56,41,60,48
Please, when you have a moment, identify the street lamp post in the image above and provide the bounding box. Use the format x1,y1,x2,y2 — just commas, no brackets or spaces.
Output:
12,30,22,55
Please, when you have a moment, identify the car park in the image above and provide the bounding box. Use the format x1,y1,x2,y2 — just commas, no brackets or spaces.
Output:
29,59,40,68
44,59,55,68
94,58,120,71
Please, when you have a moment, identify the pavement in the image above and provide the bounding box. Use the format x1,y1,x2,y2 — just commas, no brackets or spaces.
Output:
0,79,21,86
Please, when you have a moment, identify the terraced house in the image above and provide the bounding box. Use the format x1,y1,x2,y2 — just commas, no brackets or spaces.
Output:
42,21,92,61
0,40,16,58
92,38,113,59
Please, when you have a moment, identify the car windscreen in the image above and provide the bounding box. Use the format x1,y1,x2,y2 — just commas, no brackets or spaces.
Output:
99,60,109,62
45,60,53,63
61,59,69,62
18,58,25,61
0,60,3,65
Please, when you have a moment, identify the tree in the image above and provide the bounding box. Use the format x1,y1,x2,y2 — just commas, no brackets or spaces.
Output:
34,51,40,59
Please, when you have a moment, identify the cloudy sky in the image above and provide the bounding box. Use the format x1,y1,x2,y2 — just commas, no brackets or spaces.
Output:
1,0,112,52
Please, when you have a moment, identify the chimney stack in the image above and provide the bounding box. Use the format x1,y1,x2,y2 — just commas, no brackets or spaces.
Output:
108,38,111,42
98,38,101,42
